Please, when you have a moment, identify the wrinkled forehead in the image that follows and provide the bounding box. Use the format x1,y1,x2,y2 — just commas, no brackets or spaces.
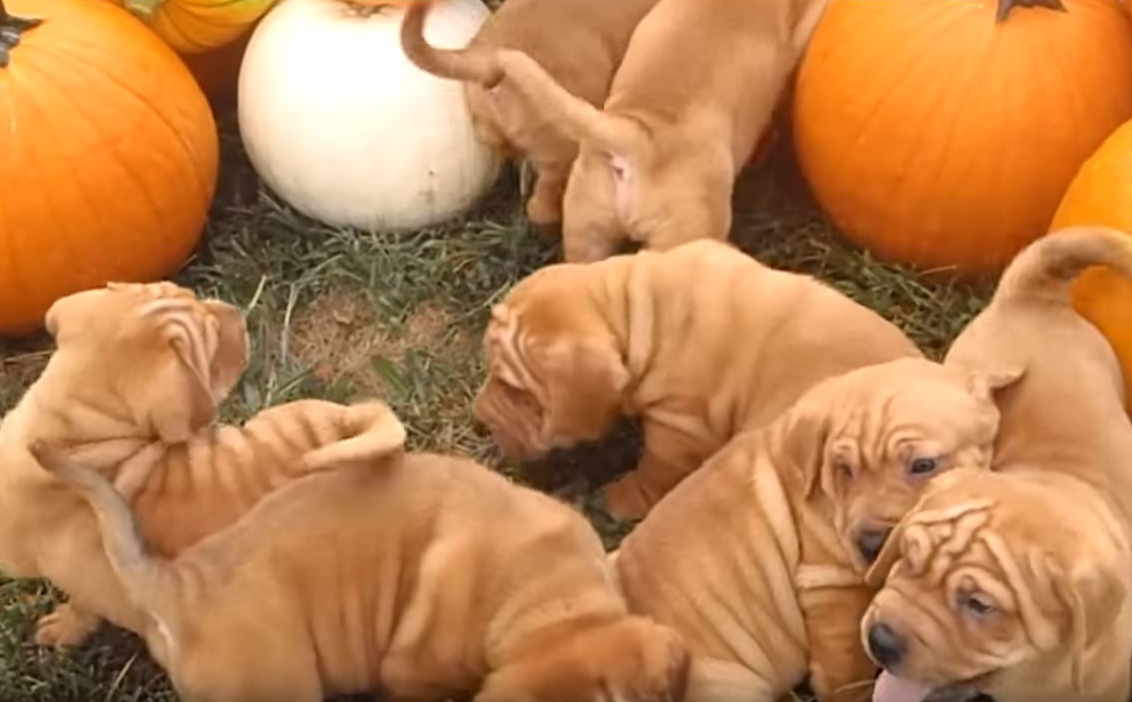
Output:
895,475,1087,575
57,283,206,344
834,366,983,442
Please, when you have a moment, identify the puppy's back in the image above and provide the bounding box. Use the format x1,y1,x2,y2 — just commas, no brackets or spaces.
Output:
946,227,1132,512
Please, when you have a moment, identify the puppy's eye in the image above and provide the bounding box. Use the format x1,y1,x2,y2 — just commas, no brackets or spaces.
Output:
909,457,939,476
958,592,996,617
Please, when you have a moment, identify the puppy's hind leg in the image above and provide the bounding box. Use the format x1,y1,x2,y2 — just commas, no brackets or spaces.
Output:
34,602,102,648
526,161,569,229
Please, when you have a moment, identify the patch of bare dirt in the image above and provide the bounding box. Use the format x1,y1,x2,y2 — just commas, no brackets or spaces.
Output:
289,290,470,394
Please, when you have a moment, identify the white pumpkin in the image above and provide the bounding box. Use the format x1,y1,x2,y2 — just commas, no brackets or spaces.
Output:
238,0,500,231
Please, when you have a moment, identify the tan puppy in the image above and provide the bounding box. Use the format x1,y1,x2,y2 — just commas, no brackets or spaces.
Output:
32,442,691,702
0,282,406,649
863,227,1132,702
400,0,658,226
492,0,829,261
473,240,923,519
610,356,1014,702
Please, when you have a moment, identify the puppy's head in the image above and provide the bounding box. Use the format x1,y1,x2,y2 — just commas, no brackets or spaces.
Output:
477,616,689,702
788,357,1022,572
44,282,248,443
473,267,629,460
862,469,1129,702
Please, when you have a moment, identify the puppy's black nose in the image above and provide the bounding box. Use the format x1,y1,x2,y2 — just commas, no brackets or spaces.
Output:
867,623,905,667
857,527,893,563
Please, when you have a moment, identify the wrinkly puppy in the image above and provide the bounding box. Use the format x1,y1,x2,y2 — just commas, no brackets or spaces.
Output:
493,0,829,261
610,356,1014,702
401,0,658,227
33,442,691,702
0,282,406,649
863,227,1132,702
474,240,922,518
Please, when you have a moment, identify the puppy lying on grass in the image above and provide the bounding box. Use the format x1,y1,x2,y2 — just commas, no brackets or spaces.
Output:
401,0,658,227
609,356,1015,702
493,0,829,261
864,227,1132,702
30,438,691,702
0,282,405,649
473,240,921,518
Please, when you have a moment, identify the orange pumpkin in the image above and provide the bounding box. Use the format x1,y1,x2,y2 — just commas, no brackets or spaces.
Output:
794,0,1132,273
120,0,276,54
0,0,218,336
1050,119,1132,412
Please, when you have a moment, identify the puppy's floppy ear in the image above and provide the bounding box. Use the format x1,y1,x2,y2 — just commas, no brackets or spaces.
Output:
200,299,249,400
1053,559,1127,693
777,394,832,499
965,365,1025,404
44,288,103,341
532,339,630,434
144,298,248,443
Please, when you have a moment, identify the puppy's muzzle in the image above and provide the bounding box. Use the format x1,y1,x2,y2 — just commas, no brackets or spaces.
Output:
857,526,893,564
867,622,906,667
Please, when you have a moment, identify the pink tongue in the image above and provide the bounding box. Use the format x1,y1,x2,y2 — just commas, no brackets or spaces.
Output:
873,671,934,702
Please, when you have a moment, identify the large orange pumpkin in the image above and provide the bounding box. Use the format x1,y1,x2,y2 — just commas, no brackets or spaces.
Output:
794,0,1132,273
1050,119,1132,412
120,0,276,54
0,0,218,336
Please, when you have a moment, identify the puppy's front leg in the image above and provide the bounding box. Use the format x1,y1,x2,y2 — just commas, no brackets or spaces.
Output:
603,422,708,519
35,602,102,648
800,586,876,702
526,162,569,228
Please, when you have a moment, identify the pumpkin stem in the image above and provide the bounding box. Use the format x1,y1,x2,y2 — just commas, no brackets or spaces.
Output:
996,0,1068,22
0,0,43,68
124,0,166,21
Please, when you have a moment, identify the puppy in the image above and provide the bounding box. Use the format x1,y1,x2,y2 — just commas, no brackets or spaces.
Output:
864,469,1129,702
863,227,1132,702
0,282,406,648
473,240,923,518
610,356,1014,702
32,441,691,702
400,0,659,226
493,0,829,261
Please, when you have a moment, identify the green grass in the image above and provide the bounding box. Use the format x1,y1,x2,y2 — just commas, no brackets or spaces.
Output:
0,115,990,700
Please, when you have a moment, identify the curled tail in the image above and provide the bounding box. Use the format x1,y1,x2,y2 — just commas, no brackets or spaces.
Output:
494,48,646,157
400,0,502,85
30,443,174,639
994,226,1132,306
298,401,408,473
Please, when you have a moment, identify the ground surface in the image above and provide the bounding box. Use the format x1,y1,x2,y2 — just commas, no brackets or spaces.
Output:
0,115,989,701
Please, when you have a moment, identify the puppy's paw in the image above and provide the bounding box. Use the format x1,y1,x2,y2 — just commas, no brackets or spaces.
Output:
34,604,101,649
525,194,563,230
602,475,653,521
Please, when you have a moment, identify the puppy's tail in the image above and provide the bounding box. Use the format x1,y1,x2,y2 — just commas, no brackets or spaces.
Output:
993,226,1132,306
298,401,408,472
29,443,177,639
400,0,502,85
494,48,646,157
